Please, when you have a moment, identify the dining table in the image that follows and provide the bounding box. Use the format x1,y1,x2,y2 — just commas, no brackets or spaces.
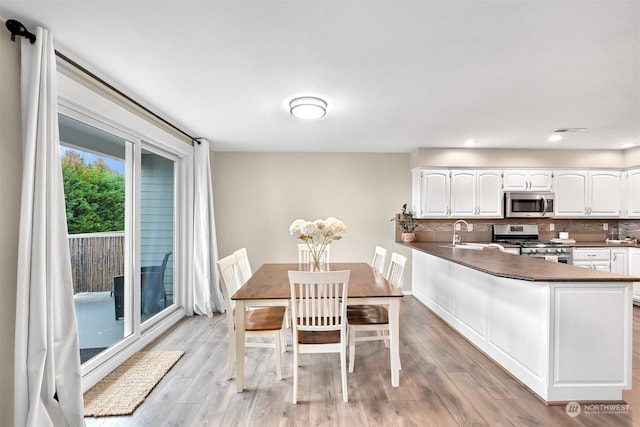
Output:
231,262,404,392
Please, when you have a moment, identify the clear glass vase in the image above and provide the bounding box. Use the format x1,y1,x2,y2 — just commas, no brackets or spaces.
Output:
310,249,324,271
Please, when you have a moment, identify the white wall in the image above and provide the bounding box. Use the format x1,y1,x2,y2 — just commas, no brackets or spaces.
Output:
212,152,414,287
625,146,640,168
410,148,632,169
0,23,21,425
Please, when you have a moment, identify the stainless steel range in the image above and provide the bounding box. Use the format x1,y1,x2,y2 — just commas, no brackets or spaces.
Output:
492,224,574,264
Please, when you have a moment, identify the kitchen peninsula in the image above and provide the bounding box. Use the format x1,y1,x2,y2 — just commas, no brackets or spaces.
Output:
405,242,640,404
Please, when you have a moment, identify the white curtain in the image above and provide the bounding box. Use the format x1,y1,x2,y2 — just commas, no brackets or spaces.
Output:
14,28,85,427
192,138,225,316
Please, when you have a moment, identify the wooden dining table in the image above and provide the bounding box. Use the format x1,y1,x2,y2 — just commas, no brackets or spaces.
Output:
231,262,404,392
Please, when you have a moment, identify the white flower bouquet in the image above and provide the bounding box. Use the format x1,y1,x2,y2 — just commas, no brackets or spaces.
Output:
289,217,346,269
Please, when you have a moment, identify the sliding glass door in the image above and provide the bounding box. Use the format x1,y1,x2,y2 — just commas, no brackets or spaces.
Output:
140,147,175,320
59,113,179,366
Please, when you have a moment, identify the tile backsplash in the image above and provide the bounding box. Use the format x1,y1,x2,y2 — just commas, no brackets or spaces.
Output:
395,218,640,242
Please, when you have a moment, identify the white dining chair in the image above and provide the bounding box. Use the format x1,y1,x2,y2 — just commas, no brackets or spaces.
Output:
347,252,406,373
297,243,331,265
288,270,351,404
217,254,286,381
233,247,253,285
371,245,387,274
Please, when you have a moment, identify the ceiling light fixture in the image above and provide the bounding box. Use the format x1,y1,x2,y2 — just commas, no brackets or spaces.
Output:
548,134,563,142
464,139,478,147
289,96,327,120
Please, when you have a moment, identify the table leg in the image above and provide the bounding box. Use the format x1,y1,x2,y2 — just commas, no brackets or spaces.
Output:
388,299,400,387
235,300,246,392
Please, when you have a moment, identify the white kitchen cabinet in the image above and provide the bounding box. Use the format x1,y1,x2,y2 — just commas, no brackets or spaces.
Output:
611,248,628,275
554,170,621,217
450,170,502,218
624,169,640,218
412,249,633,403
573,248,611,271
412,169,450,218
630,249,640,303
503,170,553,192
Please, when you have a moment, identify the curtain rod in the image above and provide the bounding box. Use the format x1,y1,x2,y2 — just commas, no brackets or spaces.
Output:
6,18,200,145
55,51,200,145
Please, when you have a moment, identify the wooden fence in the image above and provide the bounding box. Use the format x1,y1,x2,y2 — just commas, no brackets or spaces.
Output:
69,232,125,294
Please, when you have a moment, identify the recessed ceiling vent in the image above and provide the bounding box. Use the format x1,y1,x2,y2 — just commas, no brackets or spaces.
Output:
553,128,586,133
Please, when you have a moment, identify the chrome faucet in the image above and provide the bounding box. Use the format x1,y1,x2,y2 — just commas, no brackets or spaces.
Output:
452,220,471,245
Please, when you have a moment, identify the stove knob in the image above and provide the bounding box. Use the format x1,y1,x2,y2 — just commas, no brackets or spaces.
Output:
531,249,537,254
558,248,565,253
546,248,553,253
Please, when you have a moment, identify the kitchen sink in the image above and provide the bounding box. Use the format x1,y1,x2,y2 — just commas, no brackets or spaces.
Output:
439,243,486,250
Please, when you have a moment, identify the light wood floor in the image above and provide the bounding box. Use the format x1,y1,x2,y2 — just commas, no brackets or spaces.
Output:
85,296,640,426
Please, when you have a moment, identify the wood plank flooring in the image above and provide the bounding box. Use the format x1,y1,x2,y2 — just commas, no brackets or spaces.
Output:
85,296,640,426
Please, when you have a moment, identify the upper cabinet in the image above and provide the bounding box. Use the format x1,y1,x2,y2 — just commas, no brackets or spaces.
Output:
502,170,553,192
450,170,503,217
412,169,502,218
412,169,451,218
554,170,621,217
412,167,632,219
624,169,640,218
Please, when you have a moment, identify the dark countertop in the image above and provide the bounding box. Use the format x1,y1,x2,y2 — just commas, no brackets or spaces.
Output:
571,241,640,248
403,242,640,282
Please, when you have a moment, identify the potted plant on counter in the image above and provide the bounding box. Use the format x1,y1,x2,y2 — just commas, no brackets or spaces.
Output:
558,224,570,240
393,203,418,242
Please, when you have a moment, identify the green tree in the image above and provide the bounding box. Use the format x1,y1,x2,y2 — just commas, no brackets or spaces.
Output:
61,150,125,234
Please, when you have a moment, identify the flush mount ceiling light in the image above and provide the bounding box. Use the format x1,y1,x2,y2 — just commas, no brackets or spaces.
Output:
464,139,478,147
289,96,327,120
548,134,563,142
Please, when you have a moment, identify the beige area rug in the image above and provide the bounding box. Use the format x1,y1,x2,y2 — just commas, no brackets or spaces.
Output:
84,350,184,417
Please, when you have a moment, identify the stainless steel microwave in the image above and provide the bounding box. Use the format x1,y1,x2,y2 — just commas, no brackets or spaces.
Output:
504,192,555,218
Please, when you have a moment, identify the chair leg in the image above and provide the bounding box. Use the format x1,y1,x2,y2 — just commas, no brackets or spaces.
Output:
341,346,348,402
348,326,356,373
274,331,283,380
292,349,298,404
280,316,288,352
227,330,236,380
285,306,291,329
380,330,390,348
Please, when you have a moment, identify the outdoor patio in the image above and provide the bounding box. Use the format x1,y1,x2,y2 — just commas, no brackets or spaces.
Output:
74,291,123,363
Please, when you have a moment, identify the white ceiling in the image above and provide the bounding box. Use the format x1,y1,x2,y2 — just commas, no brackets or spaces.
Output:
2,1,639,152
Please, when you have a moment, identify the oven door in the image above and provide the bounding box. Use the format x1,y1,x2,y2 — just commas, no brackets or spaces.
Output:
505,192,554,218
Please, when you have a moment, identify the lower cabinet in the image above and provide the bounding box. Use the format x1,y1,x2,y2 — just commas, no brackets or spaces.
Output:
611,248,629,275
630,249,640,303
412,249,633,403
573,248,611,272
